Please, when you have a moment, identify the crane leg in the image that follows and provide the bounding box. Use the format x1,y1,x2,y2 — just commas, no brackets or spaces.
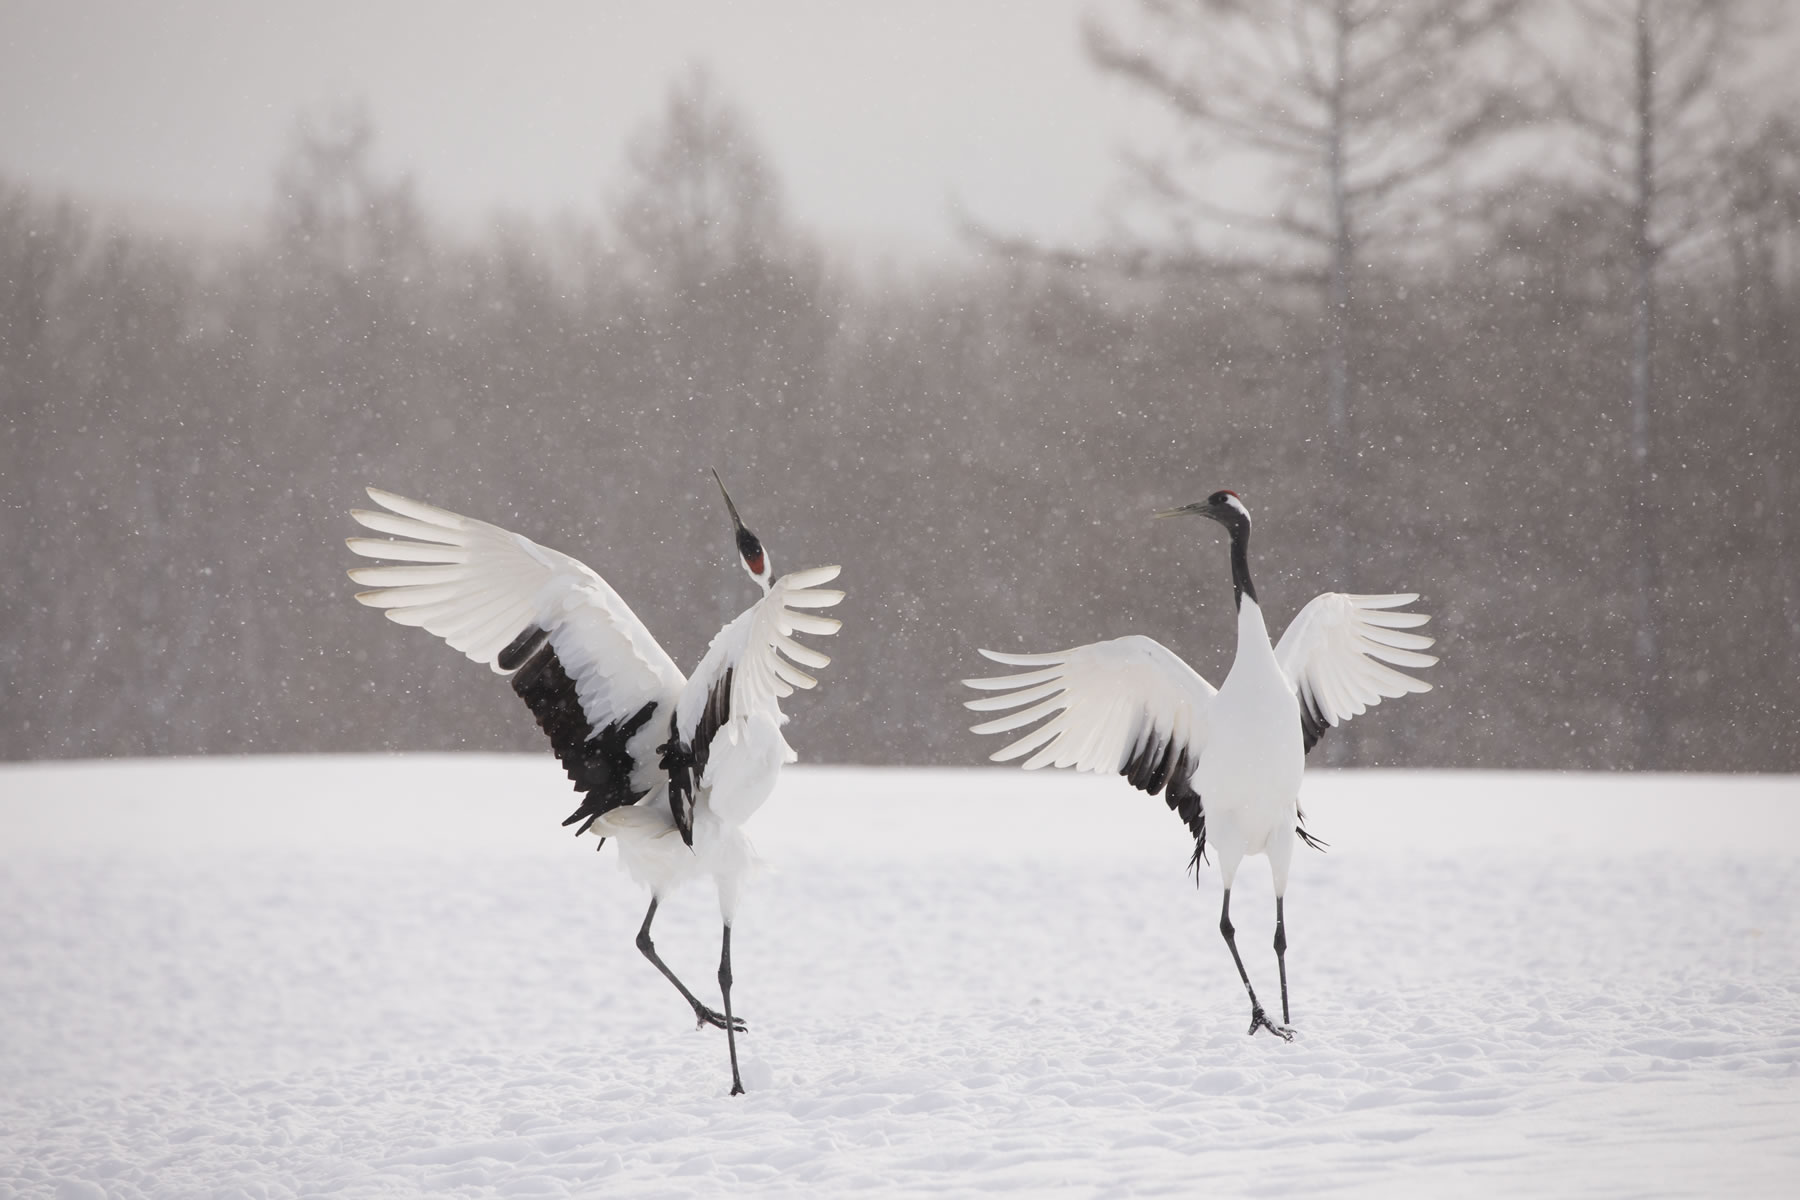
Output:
635,898,746,1034
1219,888,1293,1042
1273,895,1290,1027
719,924,745,1096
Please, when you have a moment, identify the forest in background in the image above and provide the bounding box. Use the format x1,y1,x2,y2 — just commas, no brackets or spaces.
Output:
3,1,1797,772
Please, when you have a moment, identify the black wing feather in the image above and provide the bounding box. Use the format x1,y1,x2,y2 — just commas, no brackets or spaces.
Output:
1295,690,1332,853
659,666,734,849
1296,803,1329,853
1299,687,1331,756
691,666,734,781
502,625,659,838
1120,724,1208,872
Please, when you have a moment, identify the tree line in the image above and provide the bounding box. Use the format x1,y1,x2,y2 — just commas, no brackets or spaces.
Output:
3,3,1797,771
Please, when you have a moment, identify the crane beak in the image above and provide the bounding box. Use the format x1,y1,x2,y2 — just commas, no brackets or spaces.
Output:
1153,502,1208,520
712,469,746,532
714,469,769,583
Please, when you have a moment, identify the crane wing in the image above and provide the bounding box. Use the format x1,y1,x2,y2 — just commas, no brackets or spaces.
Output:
1273,592,1437,754
963,636,1217,849
664,565,844,842
346,488,686,832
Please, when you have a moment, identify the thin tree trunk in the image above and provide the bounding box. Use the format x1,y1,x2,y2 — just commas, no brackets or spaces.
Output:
1324,0,1357,766
1627,0,1665,767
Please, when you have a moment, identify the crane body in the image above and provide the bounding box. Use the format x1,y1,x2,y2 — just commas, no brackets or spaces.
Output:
966,490,1434,1039
348,477,841,1095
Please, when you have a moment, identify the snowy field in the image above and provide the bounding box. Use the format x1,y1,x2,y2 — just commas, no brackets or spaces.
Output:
3,757,1797,1199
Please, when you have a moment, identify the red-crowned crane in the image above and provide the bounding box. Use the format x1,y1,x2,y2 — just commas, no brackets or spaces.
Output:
346,475,843,1095
963,490,1435,1040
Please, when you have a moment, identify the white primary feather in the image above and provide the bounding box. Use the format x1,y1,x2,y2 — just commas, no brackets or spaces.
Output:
349,486,843,798
676,564,844,747
347,488,685,745
1273,592,1437,730
963,635,1217,775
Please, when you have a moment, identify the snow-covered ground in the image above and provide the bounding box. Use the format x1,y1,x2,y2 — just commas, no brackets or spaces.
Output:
3,758,1797,1198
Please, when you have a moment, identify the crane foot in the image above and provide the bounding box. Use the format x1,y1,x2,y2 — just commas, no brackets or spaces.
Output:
1248,1007,1294,1041
694,1005,748,1033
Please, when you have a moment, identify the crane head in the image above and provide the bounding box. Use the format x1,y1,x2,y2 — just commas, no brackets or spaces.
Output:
1154,489,1251,534
713,469,773,592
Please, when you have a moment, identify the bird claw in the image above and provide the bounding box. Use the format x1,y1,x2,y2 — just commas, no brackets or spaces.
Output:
1248,1007,1294,1041
694,1006,748,1034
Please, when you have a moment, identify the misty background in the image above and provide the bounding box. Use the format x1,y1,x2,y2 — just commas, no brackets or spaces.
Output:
3,0,1796,772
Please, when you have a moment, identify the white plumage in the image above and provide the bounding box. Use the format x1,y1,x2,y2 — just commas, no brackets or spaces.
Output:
967,637,1215,771
965,489,1434,1040
1276,592,1437,730
347,479,842,1095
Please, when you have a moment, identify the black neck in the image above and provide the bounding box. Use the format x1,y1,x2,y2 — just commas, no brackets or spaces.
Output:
1228,520,1257,610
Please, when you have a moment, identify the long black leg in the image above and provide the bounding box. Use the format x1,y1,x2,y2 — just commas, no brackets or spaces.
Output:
719,924,745,1096
635,898,746,1033
1274,895,1290,1027
1219,888,1293,1042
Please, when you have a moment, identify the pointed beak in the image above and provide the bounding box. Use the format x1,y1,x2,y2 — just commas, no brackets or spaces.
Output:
1153,502,1208,520
712,468,745,531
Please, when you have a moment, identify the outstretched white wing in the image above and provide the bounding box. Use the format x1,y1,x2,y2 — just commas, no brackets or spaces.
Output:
346,487,686,815
663,565,844,839
962,636,1217,800
674,565,845,753
1273,592,1436,752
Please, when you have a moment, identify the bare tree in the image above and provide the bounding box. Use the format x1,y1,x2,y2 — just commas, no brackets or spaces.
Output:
0,181,89,498
611,66,790,293
1083,0,1522,762
0,183,91,756
268,103,432,360
607,67,830,443
1084,0,1521,571
1714,112,1800,690
1536,0,1768,764
604,67,832,629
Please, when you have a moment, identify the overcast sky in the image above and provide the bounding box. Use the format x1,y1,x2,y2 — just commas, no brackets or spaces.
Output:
7,2,1795,262
0,0,1152,258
